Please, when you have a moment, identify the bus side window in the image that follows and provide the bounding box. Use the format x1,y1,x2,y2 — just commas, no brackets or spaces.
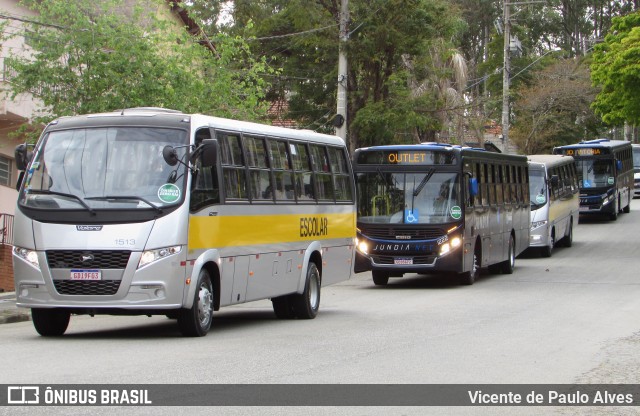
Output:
327,146,353,201
310,144,334,201
219,133,248,200
190,128,221,211
245,136,272,202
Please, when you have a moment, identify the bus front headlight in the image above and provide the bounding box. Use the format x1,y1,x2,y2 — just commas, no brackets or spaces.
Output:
439,236,461,256
138,245,182,269
13,246,40,270
531,220,547,230
356,239,369,255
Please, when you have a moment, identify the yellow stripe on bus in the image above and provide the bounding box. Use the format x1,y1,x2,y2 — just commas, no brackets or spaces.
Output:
188,212,356,250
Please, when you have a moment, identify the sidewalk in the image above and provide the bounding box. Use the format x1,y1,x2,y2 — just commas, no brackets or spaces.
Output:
0,292,30,324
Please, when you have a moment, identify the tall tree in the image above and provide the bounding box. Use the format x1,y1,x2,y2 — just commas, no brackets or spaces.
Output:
1,0,273,129
591,10,640,126
510,57,603,154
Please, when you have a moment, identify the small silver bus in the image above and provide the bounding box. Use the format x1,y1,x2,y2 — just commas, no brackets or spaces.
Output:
12,108,356,337
527,155,579,257
633,144,640,198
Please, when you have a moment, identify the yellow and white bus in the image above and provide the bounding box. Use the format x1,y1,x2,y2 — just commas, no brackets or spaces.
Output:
527,155,579,257
12,108,356,337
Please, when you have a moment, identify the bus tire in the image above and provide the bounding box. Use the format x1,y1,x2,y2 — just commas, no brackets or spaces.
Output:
372,271,389,286
459,248,479,285
562,221,573,247
272,295,296,319
623,195,631,213
500,235,515,274
541,231,554,258
609,196,619,220
292,262,321,319
178,269,214,337
31,308,70,336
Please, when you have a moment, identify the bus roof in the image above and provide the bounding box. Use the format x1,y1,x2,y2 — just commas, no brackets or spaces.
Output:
354,142,527,163
527,154,574,168
553,138,631,151
43,108,346,147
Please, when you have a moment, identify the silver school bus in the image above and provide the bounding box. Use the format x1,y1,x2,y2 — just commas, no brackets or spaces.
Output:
12,108,356,337
527,155,579,257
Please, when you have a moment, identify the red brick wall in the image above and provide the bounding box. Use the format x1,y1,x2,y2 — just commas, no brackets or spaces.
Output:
0,244,14,292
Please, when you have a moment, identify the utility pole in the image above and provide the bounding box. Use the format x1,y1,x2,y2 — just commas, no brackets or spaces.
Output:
336,0,349,147
501,0,511,153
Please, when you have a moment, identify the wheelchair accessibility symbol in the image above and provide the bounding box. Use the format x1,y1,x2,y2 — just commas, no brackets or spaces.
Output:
405,209,419,223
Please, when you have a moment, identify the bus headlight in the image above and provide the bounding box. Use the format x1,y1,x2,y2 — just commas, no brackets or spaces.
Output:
531,220,547,230
602,193,614,206
440,236,461,256
138,245,182,269
357,240,369,255
13,246,40,270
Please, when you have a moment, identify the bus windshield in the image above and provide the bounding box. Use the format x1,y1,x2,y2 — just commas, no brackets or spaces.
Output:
356,171,460,224
575,159,614,189
529,169,547,210
19,127,189,211
633,146,640,173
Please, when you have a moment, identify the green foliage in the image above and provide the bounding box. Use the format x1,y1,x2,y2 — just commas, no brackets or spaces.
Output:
591,11,640,126
1,0,273,138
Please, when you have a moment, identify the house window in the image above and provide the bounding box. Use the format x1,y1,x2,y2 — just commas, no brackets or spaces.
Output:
0,155,12,187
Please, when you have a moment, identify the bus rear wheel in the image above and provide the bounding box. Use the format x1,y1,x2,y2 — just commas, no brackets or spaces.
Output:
372,271,389,286
500,235,516,274
178,269,214,337
31,308,70,336
291,262,321,319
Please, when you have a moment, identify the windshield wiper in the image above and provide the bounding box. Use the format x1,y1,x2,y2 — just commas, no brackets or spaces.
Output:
413,169,435,197
27,190,95,215
85,196,162,214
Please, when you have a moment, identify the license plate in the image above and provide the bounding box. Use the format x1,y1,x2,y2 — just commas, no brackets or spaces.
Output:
70,269,102,280
394,258,413,265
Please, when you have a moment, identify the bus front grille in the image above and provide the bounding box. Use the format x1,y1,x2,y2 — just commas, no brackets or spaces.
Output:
46,250,131,269
359,225,444,240
372,255,437,265
53,280,121,296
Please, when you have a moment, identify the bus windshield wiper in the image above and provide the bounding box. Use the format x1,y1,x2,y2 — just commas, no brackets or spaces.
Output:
85,196,162,214
27,190,95,215
413,169,435,197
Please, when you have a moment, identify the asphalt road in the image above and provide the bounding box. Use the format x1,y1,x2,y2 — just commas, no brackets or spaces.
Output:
1,204,639,415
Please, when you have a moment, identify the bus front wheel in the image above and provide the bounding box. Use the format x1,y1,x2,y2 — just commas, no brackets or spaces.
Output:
459,248,479,285
31,308,70,336
372,271,389,286
178,269,214,337
291,262,321,319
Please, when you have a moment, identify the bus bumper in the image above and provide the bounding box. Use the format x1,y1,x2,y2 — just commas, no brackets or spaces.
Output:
13,249,187,312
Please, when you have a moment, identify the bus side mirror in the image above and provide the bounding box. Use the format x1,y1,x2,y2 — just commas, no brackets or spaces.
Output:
549,175,560,187
616,160,623,171
14,144,31,171
162,145,179,166
469,177,478,197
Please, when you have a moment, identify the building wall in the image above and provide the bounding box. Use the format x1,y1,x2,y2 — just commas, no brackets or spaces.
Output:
0,244,13,292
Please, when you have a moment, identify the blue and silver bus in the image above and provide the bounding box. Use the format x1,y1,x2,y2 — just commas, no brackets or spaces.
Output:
353,143,530,286
553,139,633,220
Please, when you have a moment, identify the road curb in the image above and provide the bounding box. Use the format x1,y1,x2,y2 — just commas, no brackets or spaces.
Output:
0,310,30,324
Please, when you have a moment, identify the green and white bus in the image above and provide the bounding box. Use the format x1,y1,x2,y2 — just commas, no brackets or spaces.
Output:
13,108,356,337
353,143,530,286
554,139,633,220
